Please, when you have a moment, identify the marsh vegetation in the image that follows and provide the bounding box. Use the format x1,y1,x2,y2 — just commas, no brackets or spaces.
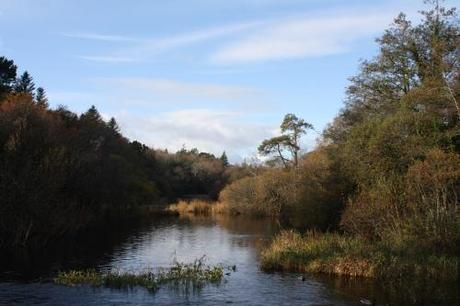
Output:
55,258,224,294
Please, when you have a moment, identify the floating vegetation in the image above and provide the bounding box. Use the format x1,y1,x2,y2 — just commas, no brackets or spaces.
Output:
55,258,225,293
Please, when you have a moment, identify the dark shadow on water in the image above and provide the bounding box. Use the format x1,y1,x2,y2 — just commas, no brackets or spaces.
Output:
311,273,460,306
0,214,178,281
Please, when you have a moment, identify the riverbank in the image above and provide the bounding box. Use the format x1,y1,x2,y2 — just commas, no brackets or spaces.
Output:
260,230,459,281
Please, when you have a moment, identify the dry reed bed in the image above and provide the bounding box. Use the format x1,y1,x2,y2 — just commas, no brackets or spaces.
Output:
167,200,229,215
260,230,459,281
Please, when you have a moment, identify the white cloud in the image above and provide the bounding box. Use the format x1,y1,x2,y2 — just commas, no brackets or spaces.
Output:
115,109,275,160
78,55,137,63
74,21,262,62
65,5,408,64
62,32,141,43
95,77,260,100
210,12,393,63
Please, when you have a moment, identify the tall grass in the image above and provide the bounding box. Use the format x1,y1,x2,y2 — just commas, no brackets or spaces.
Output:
261,230,459,281
167,200,230,215
55,258,224,293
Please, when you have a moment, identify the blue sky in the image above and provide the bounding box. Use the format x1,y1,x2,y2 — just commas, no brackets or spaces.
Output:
1,0,456,162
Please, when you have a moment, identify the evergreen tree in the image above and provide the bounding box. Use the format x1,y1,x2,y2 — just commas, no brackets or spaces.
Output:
14,71,35,95
81,105,102,122
108,117,121,134
0,56,17,97
259,114,313,168
220,151,229,166
35,87,48,107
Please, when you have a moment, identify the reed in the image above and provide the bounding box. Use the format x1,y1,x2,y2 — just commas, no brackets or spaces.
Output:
55,258,224,293
167,200,230,215
260,230,459,281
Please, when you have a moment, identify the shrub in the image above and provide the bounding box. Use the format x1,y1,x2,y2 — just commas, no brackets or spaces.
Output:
402,149,460,253
219,169,298,216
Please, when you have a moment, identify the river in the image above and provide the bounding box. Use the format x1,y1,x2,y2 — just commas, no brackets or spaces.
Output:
0,215,458,305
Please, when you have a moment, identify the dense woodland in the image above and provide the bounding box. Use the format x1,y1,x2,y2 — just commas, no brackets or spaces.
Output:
1,0,459,268
0,66,234,248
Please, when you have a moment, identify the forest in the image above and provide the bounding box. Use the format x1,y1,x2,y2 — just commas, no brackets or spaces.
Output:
0,0,459,286
0,67,235,248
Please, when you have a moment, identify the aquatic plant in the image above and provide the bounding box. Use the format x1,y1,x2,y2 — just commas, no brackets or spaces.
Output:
55,258,225,293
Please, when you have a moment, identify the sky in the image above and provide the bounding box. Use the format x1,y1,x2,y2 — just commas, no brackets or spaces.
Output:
1,0,457,162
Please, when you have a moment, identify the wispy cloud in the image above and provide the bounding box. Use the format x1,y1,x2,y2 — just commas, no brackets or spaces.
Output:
71,21,262,62
68,7,396,64
95,77,261,100
62,32,141,43
78,55,137,63
210,11,393,63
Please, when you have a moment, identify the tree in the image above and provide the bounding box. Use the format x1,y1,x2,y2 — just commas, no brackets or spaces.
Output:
258,135,292,168
324,0,460,143
81,105,102,122
258,114,313,168
0,56,17,97
108,117,121,134
280,114,314,166
35,87,48,107
220,151,229,167
14,71,35,95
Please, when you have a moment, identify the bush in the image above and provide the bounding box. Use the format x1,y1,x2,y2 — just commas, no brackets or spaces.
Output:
219,149,345,229
341,148,460,254
219,169,298,216
402,149,460,254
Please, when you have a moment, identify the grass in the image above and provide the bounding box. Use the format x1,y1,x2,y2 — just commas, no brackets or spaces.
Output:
260,230,459,281
167,200,229,215
55,258,224,293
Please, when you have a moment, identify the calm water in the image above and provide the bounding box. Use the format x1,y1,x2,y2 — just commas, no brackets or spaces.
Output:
0,215,458,305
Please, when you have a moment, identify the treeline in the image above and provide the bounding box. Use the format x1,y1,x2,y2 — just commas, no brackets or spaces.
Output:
220,1,460,256
0,60,230,249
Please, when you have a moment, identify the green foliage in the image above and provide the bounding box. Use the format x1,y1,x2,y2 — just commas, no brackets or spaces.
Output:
55,259,224,294
0,56,17,97
14,71,35,95
258,113,313,167
35,87,48,107
324,1,459,143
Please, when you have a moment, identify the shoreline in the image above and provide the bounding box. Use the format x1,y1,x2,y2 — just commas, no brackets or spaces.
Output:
260,230,459,282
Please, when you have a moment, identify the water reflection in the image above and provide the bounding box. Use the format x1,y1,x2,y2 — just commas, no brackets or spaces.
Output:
0,214,458,305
